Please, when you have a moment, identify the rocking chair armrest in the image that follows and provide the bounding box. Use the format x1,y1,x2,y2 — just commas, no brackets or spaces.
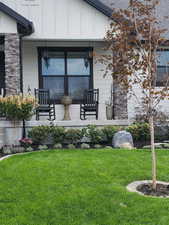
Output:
49,103,55,107
48,99,55,106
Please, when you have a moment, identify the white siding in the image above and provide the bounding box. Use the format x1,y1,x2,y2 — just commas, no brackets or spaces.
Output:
1,0,110,40
128,86,169,120
0,11,17,33
22,40,112,121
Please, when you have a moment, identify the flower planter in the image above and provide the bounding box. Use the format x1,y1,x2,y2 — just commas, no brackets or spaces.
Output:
106,106,113,120
61,96,72,120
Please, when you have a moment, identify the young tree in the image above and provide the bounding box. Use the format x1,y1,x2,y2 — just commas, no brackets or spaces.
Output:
101,0,169,190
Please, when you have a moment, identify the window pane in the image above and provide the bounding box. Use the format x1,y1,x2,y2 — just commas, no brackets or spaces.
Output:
68,77,89,99
157,66,169,86
43,77,64,100
67,52,90,75
157,50,169,66
42,51,65,75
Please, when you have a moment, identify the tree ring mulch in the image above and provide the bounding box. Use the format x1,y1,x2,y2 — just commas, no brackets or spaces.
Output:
127,180,169,198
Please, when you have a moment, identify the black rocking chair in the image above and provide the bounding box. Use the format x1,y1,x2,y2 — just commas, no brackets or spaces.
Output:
35,89,56,121
80,89,99,120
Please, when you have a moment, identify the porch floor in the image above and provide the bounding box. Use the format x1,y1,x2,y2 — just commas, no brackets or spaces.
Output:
27,119,129,128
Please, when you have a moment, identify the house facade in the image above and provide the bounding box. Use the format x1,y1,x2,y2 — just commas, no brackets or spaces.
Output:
0,0,169,135
0,0,169,146
0,0,129,125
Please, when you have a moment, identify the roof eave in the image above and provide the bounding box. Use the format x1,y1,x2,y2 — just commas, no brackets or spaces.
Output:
83,0,113,18
0,2,34,36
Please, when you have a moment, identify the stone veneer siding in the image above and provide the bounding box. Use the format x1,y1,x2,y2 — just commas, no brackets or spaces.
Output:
5,34,21,95
113,79,128,120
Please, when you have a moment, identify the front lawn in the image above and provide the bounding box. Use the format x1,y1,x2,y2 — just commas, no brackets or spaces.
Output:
0,149,169,225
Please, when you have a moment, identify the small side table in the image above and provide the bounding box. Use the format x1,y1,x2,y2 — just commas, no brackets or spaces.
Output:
61,96,72,120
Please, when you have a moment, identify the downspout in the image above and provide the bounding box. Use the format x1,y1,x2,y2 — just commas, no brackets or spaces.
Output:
19,34,23,93
19,34,26,138
19,33,29,138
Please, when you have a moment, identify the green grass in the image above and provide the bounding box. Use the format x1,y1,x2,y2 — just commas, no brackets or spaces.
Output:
0,149,169,225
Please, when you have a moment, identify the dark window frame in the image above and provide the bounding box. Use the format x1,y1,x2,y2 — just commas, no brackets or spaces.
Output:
156,49,169,87
0,36,5,96
38,47,93,104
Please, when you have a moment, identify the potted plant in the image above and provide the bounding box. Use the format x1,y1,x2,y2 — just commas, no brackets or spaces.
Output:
0,95,37,142
105,98,113,120
105,84,113,120
0,95,37,122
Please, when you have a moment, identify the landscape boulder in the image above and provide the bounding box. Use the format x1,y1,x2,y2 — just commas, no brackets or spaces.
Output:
113,131,134,149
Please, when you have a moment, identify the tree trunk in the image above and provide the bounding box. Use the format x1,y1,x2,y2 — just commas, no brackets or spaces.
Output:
149,115,157,190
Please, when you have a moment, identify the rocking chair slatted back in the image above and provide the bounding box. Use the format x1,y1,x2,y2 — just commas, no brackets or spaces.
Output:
84,89,99,106
80,89,99,120
35,89,50,105
34,88,56,121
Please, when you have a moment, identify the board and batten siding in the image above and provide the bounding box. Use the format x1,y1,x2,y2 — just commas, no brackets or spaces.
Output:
22,41,112,121
0,0,110,40
128,85,169,120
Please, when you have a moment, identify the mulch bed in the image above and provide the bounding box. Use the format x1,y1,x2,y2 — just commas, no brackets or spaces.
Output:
137,183,169,197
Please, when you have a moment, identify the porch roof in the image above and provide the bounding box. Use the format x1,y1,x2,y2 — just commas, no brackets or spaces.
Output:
0,2,34,36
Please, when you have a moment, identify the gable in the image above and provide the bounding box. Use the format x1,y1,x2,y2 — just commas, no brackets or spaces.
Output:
0,2,34,35
1,0,111,40
0,11,17,33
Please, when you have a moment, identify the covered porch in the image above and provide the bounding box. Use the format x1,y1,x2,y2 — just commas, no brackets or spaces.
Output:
0,1,129,147
0,1,128,123
0,37,129,122
21,40,128,122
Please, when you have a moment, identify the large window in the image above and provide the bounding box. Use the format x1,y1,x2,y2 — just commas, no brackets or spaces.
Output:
157,49,169,86
38,47,93,103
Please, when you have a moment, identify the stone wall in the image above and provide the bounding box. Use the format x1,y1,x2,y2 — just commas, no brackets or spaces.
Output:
113,78,128,120
5,34,21,95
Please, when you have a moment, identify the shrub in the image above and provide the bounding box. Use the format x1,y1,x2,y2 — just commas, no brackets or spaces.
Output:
154,125,169,142
28,126,52,145
19,138,33,149
0,95,37,121
52,127,65,144
82,125,103,145
64,129,83,144
126,122,150,142
101,126,122,144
